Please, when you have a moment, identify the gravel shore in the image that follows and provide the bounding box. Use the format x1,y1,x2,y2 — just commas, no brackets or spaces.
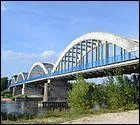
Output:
63,110,139,124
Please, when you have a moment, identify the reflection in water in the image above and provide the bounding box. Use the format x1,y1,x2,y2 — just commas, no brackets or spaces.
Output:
1,100,47,115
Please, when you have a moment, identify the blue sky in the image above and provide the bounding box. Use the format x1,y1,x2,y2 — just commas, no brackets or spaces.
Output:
1,1,139,83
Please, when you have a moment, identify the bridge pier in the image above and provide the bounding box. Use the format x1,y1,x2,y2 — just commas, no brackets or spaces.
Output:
43,79,68,103
12,87,15,96
22,83,25,95
43,80,49,102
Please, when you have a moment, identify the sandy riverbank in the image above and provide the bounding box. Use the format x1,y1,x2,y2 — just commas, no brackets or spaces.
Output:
62,110,139,124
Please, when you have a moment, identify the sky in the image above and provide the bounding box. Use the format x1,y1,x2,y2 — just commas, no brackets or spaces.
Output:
1,1,139,83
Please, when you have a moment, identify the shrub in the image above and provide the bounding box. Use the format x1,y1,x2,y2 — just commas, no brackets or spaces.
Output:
92,84,107,108
67,74,94,110
1,112,36,121
104,79,121,110
103,69,138,110
1,77,8,91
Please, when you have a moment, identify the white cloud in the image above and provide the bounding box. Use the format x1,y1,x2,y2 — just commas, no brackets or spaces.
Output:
1,50,64,77
70,19,78,25
40,50,55,58
1,50,56,62
1,2,7,11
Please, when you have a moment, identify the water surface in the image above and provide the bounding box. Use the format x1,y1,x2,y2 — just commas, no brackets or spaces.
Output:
1,100,47,115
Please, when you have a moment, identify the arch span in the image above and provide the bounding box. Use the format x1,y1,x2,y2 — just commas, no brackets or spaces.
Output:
52,32,139,73
27,61,54,79
11,75,18,84
16,72,28,82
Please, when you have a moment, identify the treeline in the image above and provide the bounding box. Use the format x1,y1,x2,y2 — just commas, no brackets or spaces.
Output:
1,77,13,98
1,77,9,91
68,70,139,111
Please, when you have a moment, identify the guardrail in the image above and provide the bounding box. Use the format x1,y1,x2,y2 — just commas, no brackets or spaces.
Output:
10,50,139,87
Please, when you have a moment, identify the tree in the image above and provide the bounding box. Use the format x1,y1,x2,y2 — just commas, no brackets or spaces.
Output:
104,77,121,110
116,75,135,108
1,77,9,91
92,84,107,108
67,74,94,110
103,69,138,110
130,74,139,104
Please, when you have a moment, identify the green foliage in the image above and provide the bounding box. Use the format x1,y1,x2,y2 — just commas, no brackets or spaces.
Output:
117,75,135,107
1,112,35,121
1,77,8,91
104,78,121,109
67,70,139,111
92,84,107,108
130,74,139,104
67,74,94,110
1,88,12,98
103,69,138,110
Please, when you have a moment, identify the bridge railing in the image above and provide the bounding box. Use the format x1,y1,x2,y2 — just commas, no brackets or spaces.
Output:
9,50,139,87
51,49,139,75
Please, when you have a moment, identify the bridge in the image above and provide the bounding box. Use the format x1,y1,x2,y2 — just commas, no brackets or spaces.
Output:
9,32,139,104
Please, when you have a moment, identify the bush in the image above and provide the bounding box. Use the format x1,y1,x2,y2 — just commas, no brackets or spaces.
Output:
1,112,36,121
67,74,94,110
130,74,139,104
103,69,138,110
104,78,121,110
1,77,8,91
1,88,12,98
67,70,138,111
92,84,107,108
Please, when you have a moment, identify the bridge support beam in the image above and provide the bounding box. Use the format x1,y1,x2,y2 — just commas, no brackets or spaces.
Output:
121,48,123,61
113,44,116,62
101,43,104,64
91,40,94,66
67,51,70,71
85,40,88,67
97,41,100,65
71,47,74,70
43,80,50,102
80,42,83,68
105,41,109,64
12,87,15,96
22,84,25,95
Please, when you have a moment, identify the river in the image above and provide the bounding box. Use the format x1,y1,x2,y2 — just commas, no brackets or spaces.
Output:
1,100,48,115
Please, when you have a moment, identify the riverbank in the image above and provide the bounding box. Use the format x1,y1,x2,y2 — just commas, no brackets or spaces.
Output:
1,108,139,124
63,110,139,124
1,98,12,102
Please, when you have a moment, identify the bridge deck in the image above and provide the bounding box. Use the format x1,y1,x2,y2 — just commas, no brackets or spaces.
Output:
9,50,139,87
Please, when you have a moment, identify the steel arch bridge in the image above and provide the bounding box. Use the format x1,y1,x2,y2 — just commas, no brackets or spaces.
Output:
8,32,139,102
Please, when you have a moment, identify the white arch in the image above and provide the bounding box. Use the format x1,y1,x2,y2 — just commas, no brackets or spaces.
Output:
27,61,53,79
16,72,28,82
11,75,17,84
52,32,139,72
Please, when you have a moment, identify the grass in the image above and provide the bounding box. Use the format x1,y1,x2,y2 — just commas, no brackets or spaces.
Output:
10,94,24,99
1,104,138,124
1,109,94,124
